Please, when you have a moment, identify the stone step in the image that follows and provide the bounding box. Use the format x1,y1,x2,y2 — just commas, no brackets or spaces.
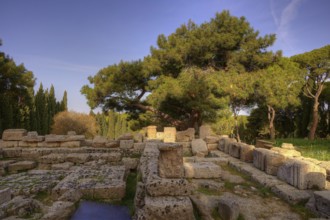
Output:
8,161,37,173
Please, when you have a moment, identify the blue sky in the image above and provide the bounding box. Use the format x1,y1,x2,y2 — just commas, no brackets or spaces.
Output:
1,0,329,113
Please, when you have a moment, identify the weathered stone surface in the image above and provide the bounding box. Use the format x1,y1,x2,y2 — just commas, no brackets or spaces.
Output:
0,188,11,205
158,143,183,178
190,194,220,220
92,136,107,148
176,128,195,142
199,125,212,139
218,137,234,154
66,153,91,164
271,147,301,157
205,136,219,144
0,196,42,219
40,153,66,164
146,178,192,196
138,196,194,220
313,191,330,218
120,140,134,149
277,158,327,189
38,142,60,148
19,141,39,148
41,201,75,220
2,129,27,141
117,133,134,140
184,162,221,178
8,161,36,173
164,127,176,143
195,157,229,166
147,126,157,139
134,133,144,143
253,148,271,171
133,143,146,153
229,142,241,158
1,141,19,148
60,141,81,148
207,143,218,151
21,134,44,142
105,140,119,148
122,157,139,170
319,161,330,181
255,139,273,149
218,197,240,220
156,132,164,140
67,131,76,136
271,184,311,204
58,190,82,203
51,162,74,170
281,143,295,150
240,144,254,163
265,151,287,175
191,139,208,156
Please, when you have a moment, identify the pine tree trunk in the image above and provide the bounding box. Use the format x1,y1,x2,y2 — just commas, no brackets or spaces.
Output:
234,113,241,142
268,105,276,140
308,98,319,140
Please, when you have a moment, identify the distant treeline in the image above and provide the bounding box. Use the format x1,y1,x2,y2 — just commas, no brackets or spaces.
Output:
0,47,68,137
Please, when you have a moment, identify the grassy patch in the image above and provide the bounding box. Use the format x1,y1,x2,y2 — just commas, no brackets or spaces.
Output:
197,186,222,196
274,138,330,161
220,165,250,181
290,202,315,220
211,207,222,220
112,171,137,216
35,190,53,205
192,202,202,220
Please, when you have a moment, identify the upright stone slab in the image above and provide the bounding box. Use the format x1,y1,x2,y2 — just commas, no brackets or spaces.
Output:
199,125,211,139
147,126,157,139
2,129,27,141
158,143,183,178
120,140,134,149
176,128,195,142
0,188,11,205
253,148,271,171
277,158,327,190
240,144,254,163
313,191,330,218
218,137,232,153
265,151,287,175
229,142,241,158
191,139,208,157
163,127,176,143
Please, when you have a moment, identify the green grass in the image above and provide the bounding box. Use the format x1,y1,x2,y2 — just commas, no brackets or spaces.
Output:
211,207,222,220
197,186,223,196
274,138,330,161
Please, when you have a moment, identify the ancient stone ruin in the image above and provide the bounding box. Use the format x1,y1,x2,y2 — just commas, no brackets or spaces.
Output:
0,126,329,219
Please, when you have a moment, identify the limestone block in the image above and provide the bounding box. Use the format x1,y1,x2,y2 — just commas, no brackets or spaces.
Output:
271,184,311,204
139,196,194,220
45,134,66,142
191,139,208,156
40,153,66,164
319,161,330,181
22,134,44,142
164,127,176,143
158,143,183,178
218,197,240,220
147,125,157,139
92,136,107,147
146,178,192,196
199,125,212,139
117,133,134,140
122,157,139,170
207,143,218,151
229,142,241,158
253,148,271,171
265,151,287,176
67,131,76,136
134,133,144,143
134,143,146,153
218,137,234,154
205,135,219,144
60,141,81,148
21,149,41,160
277,158,327,190
184,162,221,178
195,157,229,166
40,142,60,148
240,144,254,163
19,141,38,148
2,148,22,158
8,161,36,173
156,132,164,140
52,162,74,170
99,152,122,163
105,140,120,148
2,129,27,141
271,147,301,157
66,153,91,164
0,188,11,205
281,143,295,150
176,128,195,142
1,141,19,148
314,191,330,217
41,201,75,220
120,140,134,149
255,139,273,149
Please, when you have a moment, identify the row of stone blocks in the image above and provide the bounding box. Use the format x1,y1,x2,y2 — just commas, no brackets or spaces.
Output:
218,137,327,190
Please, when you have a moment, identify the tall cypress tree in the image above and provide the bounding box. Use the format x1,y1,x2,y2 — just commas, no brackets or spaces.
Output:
48,85,56,130
60,91,68,111
107,110,116,140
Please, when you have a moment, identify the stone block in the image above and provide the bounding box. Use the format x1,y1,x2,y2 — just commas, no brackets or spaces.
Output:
158,143,183,178
134,143,146,153
253,148,271,171
2,129,27,141
184,162,221,178
92,136,107,148
218,137,234,154
229,142,241,158
146,178,192,196
199,125,212,139
147,125,157,139
41,201,75,220
281,143,295,150
52,162,74,170
218,197,240,220
134,133,144,143
93,182,126,200
156,132,164,140
8,160,36,173
41,142,60,148
191,139,208,156
122,157,139,170
271,184,311,204
99,152,122,163
265,151,287,175
240,144,254,163
164,127,176,143
105,140,120,148
66,153,91,164
207,143,218,151
40,153,66,164
255,139,273,149
120,140,134,149
277,158,327,190
270,147,301,157
319,161,330,181
2,148,22,158
139,196,194,220
21,148,41,160
117,133,134,140
0,188,11,205
314,191,330,217
1,141,19,148
60,141,81,148
205,135,219,144
176,128,195,142
22,135,44,142
19,141,39,148
45,134,66,142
